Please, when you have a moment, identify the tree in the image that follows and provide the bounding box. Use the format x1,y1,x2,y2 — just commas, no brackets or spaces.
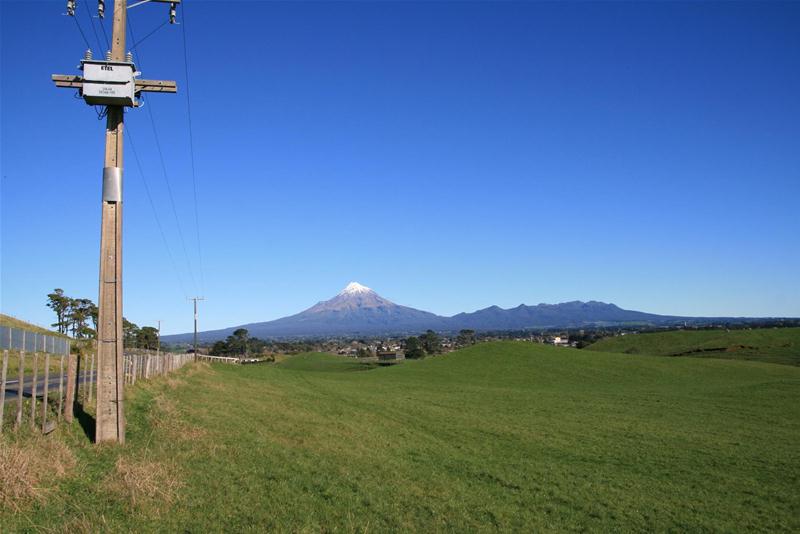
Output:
420,330,441,355
457,329,476,346
88,302,99,334
404,336,425,359
226,328,249,356
47,289,71,334
247,337,267,355
67,298,95,338
123,318,140,347
137,326,159,350
210,340,229,356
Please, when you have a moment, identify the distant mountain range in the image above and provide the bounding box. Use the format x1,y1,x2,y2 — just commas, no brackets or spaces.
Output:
162,282,770,343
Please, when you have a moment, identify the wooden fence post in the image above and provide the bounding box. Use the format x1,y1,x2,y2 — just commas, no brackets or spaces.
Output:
80,354,87,401
30,352,39,429
88,352,95,404
41,354,50,433
0,350,8,432
58,355,64,420
64,352,77,424
15,351,24,429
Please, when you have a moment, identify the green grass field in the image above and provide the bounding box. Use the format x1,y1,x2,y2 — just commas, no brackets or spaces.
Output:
2,342,799,532
586,327,800,366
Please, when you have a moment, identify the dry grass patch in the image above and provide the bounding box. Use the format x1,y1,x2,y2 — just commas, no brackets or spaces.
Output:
184,361,212,376
104,456,183,515
0,435,76,511
56,512,110,534
150,393,209,443
164,376,187,389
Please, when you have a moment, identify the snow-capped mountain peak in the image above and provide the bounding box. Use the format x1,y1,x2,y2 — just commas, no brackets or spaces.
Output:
340,282,373,295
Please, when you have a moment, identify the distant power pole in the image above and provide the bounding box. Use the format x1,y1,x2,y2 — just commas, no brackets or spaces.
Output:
189,297,204,359
52,0,180,444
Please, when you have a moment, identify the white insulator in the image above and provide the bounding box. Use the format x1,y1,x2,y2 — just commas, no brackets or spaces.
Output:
126,51,133,63
105,50,112,61
84,49,93,61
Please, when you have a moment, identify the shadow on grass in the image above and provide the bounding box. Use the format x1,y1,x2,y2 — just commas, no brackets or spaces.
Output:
73,401,96,443
70,356,96,442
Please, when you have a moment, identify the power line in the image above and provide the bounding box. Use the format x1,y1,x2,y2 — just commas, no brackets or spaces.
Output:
126,127,189,298
130,19,169,51
128,16,199,294
82,2,104,54
180,2,206,294
71,14,92,51
99,11,111,50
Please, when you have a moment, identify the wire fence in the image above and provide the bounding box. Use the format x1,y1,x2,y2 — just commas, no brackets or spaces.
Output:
0,343,198,435
0,325,70,356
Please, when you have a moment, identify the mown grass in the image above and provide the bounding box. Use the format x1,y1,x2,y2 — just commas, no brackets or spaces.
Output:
275,352,378,372
2,342,799,532
586,327,800,366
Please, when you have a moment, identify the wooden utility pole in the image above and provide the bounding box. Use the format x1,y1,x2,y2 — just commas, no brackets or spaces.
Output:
93,0,128,444
189,297,204,360
52,0,179,444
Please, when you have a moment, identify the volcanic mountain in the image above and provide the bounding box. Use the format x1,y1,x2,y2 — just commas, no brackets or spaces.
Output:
178,283,449,342
163,282,727,343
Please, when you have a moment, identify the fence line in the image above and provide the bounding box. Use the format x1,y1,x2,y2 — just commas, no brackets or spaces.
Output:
0,325,70,356
121,351,194,385
1,347,200,435
196,355,240,364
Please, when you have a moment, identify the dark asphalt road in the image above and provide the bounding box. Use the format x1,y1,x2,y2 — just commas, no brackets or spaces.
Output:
1,372,96,403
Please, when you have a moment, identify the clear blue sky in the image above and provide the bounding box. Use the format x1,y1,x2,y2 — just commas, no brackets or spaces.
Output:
2,1,799,335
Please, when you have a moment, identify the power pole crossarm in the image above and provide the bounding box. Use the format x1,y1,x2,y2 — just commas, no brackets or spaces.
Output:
52,75,177,96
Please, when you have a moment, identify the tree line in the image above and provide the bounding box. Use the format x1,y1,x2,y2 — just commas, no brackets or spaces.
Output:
210,328,269,356
46,288,160,349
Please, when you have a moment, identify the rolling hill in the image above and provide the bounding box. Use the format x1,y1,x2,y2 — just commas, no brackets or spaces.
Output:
6,341,799,531
586,327,800,366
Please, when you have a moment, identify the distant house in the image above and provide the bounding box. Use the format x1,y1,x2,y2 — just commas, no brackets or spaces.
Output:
552,336,569,346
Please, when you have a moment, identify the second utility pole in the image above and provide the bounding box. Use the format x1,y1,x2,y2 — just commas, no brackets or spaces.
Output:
190,297,204,360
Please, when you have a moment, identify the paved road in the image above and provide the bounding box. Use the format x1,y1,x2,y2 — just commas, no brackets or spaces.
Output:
1,372,96,404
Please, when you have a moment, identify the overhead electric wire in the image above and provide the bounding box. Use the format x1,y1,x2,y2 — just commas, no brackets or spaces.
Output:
126,127,190,298
180,3,206,295
82,2,105,54
99,12,111,50
130,19,169,51
72,14,92,51
127,16,200,294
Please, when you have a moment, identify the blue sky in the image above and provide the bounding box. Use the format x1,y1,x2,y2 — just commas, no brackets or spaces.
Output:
2,1,799,335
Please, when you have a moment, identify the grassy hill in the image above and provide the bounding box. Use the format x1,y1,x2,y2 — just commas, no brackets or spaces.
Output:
586,327,800,366
0,313,67,338
2,342,799,531
276,352,378,372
